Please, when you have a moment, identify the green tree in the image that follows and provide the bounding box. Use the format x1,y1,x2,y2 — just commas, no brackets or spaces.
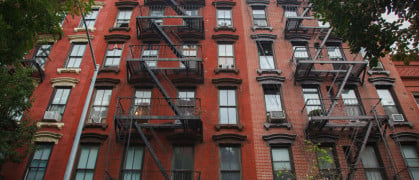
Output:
311,0,418,66
0,0,93,168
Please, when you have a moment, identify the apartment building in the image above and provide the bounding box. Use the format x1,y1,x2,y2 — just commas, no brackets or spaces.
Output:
1,0,418,179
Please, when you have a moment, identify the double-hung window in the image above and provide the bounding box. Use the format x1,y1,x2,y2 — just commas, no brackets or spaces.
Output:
184,9,199,29
316,146,340,179
360,145,386,180
75,145,99,180
33,44,53,68
46,87,71,122
115,9,132,28
401,145,419,179
24,144,53,180
292,45,309,62
181,44,198,69
376,88,403,121
264,85,285,123
252,7,268,27
218,43,234,69
172,146,194,180
302,87,323,116
271,147,294,180
284,6,298,17
141,44,159,68
133,90,152,117
341,88,364,118
121,146,144,180
219,89,237,124
327,45,345,69
66,43,86,68
104,43,124,67
79,8,99,28
216,8,232,27
219,146,241,180
88,89,112,123
177,90,195,117
150,8,164,25
257,41,275,69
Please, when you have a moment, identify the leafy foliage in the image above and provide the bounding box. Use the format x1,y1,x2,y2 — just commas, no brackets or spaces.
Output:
0,0,93,168
311,0,418,66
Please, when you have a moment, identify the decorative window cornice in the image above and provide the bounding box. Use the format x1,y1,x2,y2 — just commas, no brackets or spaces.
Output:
50,77,80,88
262,134,296,145
368,77,396,86
390,132,419,143
308,133,339,144
95,78,120,88
115,0,139,8
212,133,247,145
212,78,242,87
287,35,311,42
34,131,63,144
36,34,58,44
92,1,105,9
68,34,94,43
80,133,108,144
212,1,236,7
256,76,285,85
250,34,277,41
246,0,270,6
212,34,239,42
104,34,131,42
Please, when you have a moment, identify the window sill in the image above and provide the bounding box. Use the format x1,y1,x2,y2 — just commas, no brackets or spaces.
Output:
252,26,273,31
367,69,390,76
257,69,282,75
214,26,236,32
214,67,239,74
215,124,243,131
74,27,96,32
390,121,413,128
264,122,291,130
84,123,108,130
37,121,64,130
99,66,120,74
57,68,81,74
109,27,131,32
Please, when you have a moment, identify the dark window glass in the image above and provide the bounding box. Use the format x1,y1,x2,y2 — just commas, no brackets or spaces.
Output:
121,146,144,180
220,146,241,180
33,44,53,68
25,144,53,180
172,146,194,180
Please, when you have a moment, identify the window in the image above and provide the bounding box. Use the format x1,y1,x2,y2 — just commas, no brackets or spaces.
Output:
360,145,386,180
218,43,234,69
316,146,340,179
413,93,419,107
104,43,124,67
121,146,144,180
79,8,99,28
172,146,194,180
401,145,419,179
150,8,164,25
184,9,199,28
216,8,232,27
75,145,99,180
263,85,283,118
181,44,198,69
24,144,53,180
257,41,275,69
271,147,294,180
219,146,241,180
33,44,53,68
177,89,195,116
302,87,323,115
376,88,403,121
46,87,71,121
66,43,87,68
327,45,346,69
88,89,112,123
284,6,297,17
252,7,268,27
292,45,309,60
219,89,237,124
341,88,364,118
133,90,152,117
115,9,132,28
141,44,159,67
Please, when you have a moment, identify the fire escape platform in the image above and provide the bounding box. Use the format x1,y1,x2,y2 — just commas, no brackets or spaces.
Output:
20,59,45,82
295,60,368,81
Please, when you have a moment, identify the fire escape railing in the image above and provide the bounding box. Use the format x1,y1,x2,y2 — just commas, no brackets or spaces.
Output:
20,59,45,82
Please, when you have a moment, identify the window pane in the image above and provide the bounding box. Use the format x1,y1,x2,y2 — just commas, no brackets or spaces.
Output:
376,89,395,105
220,147,240,170
172,146,194,170
272,148,290,161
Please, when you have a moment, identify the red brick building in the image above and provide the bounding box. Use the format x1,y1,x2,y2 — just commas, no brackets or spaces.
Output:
1,0,419,180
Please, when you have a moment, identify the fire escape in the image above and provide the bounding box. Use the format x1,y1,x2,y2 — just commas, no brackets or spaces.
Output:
281,1,400,179
106,0,204,179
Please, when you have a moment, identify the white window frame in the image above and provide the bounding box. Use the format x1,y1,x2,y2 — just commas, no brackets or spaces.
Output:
218,43,235,69
66,43,87,68
218,89,238,124
114,9,133,28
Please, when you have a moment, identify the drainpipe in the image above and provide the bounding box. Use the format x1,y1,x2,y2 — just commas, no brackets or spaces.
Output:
64,4,98,180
